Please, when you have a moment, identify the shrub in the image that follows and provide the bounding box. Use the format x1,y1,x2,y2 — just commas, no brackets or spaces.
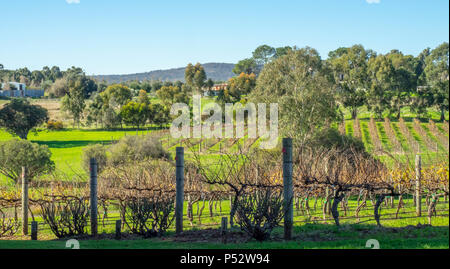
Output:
108,135,170,166
235,188,286,241
46,120,64,130
0,208,19,237
38,197,89,238
122,194,175,237
308,128,366,154
0,139,55,184
82,144,107,173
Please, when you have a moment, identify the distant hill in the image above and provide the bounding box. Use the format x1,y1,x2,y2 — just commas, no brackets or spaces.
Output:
93,63,235,83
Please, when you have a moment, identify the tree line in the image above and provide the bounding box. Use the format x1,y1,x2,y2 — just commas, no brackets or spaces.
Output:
235,43,449,121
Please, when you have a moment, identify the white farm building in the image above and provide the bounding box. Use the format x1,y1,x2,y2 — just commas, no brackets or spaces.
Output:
0,82,44,98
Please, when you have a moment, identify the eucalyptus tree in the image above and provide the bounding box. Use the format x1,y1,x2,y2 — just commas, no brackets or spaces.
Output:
250,47,340,147
327,45,375,119
424,42,449,121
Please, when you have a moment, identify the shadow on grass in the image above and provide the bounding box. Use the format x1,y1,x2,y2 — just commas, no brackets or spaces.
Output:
33,140,113,149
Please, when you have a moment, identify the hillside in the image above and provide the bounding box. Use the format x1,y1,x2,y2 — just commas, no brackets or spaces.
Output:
93,63,235,83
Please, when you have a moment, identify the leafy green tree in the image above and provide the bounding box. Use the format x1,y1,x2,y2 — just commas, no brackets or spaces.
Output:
86,93,106,128
120,101,150,130
233,58,257,75
250,47,340,147
194,66,207,92
138,89,150,105
156,85,189,107
151,80,163,92
424,42,449,121
185,63,195,86
366,51,418,119
185,63,207,93
226,72,257,101
327,45,374,119
48,77,69,97
102,107,122,129
0,139,55,184
410,48,432,117
274,46,293,59
385,50,417,119
205,78,214,91
82,144,107,173
252,45,276,66
0,99,48,139
61,79,86,128
101,84,132,109
367,55,396,118
151,103,171,128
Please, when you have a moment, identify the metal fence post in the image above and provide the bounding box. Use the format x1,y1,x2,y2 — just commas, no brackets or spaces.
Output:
31,221,38,240
90,158,98,236
175,147,185,235
283,138,293,240
115,220,121,240
21,167,28,235
221,217,228,244
415,155,422,217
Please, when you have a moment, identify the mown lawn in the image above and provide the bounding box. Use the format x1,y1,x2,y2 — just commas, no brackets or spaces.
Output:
1,224,448,249
0,128,159,184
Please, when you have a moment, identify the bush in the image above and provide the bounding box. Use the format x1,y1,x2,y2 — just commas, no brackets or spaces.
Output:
122,194,175,237
0,208,19,237
0,139,55,184
235,188,286,241
38,197,89,238
46,120,64,130
108,135,170,166
308,128,366,154
82,144,107,173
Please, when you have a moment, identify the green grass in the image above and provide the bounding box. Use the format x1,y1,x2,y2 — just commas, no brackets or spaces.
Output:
360,121,373,152
345,121,354,137
391,122,410,152
376,122,391,152
0,128,157,183
1,224,448,249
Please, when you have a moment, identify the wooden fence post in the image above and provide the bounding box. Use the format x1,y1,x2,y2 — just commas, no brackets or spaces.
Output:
31,221,38,240
21,167,28,235
282,138,293,240
415,155,422,217
90,158,98,236
175,147,185,235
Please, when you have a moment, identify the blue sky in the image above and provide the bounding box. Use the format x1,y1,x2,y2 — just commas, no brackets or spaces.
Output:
0,0,448,75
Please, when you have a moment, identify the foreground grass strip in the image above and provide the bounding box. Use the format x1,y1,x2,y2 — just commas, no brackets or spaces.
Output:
1,224,447,249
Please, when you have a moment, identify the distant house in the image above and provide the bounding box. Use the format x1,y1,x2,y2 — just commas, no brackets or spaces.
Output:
203,83,228,97
0,82,44,98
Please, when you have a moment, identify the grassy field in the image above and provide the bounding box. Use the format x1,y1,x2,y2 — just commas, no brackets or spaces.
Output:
1,224,448,249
